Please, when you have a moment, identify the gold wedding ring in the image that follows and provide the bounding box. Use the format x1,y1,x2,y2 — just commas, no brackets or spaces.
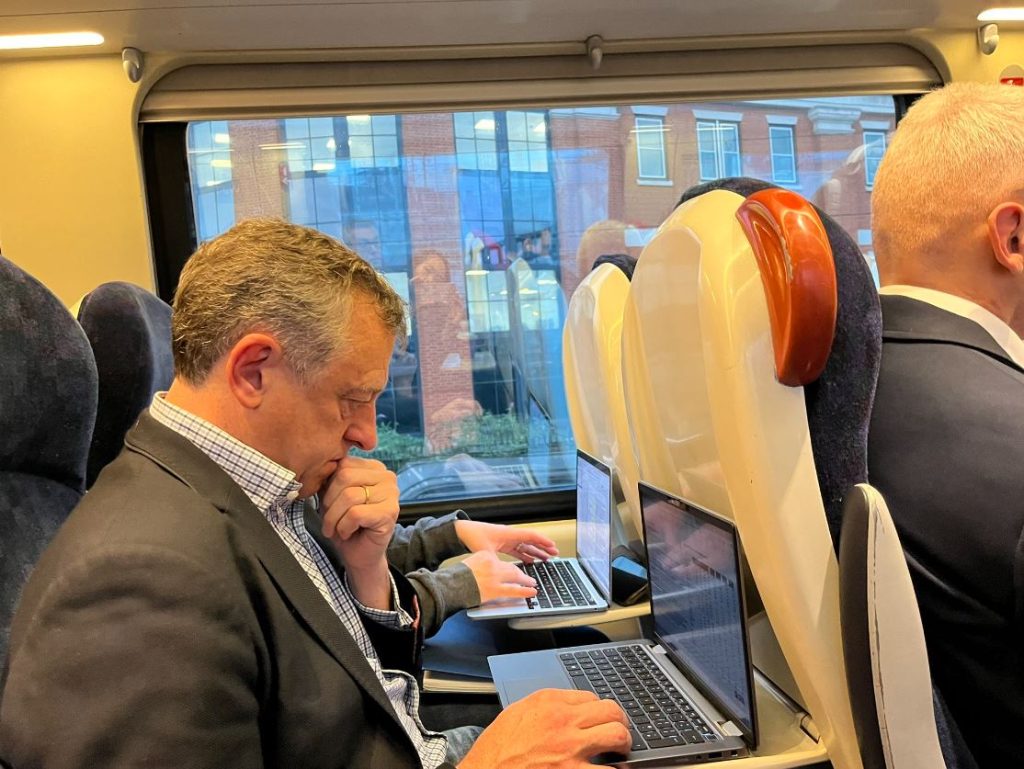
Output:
361,485,371,505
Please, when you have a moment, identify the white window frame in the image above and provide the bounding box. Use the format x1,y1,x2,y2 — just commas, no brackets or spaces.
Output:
864,129,887,190
634,115,668,181
768,124,798,184
696,119,742,181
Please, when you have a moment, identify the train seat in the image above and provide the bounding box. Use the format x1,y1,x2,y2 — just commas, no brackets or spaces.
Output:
839,484,951,769
621,177,881,769
0,256,98,664
76,282,173,489
563,261,642,542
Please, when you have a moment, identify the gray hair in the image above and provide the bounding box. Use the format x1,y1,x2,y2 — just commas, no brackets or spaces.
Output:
873,82,1024,276
172,218,406,385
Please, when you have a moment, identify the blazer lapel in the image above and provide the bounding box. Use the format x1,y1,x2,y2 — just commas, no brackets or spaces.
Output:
881,294,1024,375
124,413,404,725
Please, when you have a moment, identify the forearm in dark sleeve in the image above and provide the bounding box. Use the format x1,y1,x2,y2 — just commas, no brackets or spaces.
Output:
387,510,470,572
406,563,480,638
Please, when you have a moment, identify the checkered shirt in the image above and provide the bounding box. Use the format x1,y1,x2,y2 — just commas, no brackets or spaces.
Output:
150,394,448,768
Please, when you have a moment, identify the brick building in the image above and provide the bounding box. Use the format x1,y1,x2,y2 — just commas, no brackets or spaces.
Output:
188,96,894,450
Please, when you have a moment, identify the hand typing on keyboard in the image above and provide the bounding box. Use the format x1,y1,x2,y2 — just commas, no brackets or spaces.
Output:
463,551,539,604
454,519,559,563
456,689,631,769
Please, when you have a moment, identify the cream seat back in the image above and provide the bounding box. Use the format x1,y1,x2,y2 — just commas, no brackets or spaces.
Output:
839,484,949,769
563,262,641,539
622,177,884,769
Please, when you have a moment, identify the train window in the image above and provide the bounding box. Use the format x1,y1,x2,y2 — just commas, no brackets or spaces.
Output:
182,96,895,506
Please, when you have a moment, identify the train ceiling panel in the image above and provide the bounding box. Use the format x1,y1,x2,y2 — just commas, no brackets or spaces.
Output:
0,0,996,58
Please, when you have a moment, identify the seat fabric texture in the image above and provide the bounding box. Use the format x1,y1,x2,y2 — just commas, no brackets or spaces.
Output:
77,281,173,488
0,256,98,664
591,253,638,280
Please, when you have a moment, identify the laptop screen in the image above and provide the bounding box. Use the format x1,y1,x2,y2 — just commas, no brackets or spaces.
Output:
640,482,757,743
575,450,612,599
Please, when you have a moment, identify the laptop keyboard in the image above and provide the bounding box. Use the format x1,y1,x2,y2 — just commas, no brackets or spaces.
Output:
521,560,595,609
559,645,719,752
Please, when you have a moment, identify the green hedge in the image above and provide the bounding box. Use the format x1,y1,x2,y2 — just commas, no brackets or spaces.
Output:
354,412,568,472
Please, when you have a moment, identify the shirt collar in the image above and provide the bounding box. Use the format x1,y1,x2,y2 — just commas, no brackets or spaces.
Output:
879,285,1024,368
149,393,303,517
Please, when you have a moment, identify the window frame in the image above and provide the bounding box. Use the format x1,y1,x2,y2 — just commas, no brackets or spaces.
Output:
145,90,915,520
696,118,742,181
768,124,798,185
863,129,887,190
634,115,668,181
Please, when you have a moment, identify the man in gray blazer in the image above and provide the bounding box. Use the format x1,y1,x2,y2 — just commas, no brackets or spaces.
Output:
0,218,630,768
867,82,1024,767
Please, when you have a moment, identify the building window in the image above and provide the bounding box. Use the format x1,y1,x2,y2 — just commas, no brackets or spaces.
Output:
768,125,797,184
864,130,887,189
697,120,742,180
186,121,235,242
281,115,409,272
507,111,549,173
454,111,499,171
635,116,667,180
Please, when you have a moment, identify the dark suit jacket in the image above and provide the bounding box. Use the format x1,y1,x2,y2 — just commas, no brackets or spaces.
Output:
0,412,457,769
868,295,1024,768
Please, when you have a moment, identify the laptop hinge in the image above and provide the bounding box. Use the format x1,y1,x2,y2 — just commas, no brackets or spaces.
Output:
718,721,743,737
799,714,821,742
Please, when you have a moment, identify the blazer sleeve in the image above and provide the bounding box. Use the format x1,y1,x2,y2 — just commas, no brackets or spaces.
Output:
0,546,264,769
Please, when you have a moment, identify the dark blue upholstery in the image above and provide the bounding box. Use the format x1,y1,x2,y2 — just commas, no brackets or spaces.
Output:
77,282,173,488
591,253,638,280
677,177,882,546
0,256,98,664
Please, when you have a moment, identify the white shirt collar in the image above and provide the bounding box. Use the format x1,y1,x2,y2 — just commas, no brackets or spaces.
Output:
879,285,1024,368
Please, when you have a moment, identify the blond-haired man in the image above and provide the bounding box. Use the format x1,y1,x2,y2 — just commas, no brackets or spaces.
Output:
0,219,629,769
868,81,1024,767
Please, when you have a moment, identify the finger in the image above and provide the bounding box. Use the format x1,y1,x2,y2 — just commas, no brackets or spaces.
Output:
516,544,555,563
323,474,398,513
328,503,398,541
339,455,387,472
573,698,630,730
321,485,369,536
321,485,366,529
577,721,633,756
498,563,538,586
525,688,600,705
488,584,538,599
517,530,559,552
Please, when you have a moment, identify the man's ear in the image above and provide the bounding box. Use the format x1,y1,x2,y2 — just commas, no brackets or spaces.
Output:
224,333,285,409
987,202,1024,275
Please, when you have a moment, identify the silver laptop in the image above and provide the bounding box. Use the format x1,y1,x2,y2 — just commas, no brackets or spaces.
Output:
467,449,612,620
488,482,758,766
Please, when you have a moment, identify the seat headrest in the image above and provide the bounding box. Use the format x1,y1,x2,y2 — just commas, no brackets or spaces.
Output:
0,257,98,491
77,281,174,487
736,188,837,386
678,177,882,545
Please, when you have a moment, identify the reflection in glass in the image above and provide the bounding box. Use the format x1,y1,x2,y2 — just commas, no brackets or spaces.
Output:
185,97,895,503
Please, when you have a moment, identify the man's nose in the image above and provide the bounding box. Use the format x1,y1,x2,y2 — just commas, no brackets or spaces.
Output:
345,410,379,452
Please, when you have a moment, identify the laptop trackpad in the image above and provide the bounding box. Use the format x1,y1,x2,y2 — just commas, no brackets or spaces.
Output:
490,650,571,706
502,676,560,704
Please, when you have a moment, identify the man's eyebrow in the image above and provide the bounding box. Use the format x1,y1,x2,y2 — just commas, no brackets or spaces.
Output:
341,386,383,399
